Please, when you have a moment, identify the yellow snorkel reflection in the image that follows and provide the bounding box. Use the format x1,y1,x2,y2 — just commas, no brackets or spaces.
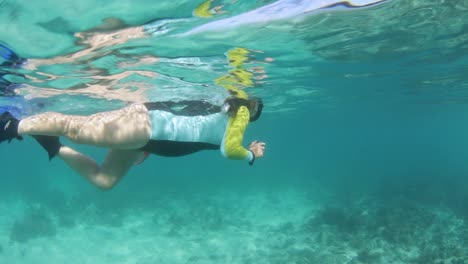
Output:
193,0,227,18
216,47,253,99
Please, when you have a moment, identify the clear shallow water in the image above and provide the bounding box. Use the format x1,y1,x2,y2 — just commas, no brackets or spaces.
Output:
1,0,468,263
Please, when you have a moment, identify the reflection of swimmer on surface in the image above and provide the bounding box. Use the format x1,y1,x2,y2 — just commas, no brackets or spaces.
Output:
1,42,155,102
5,0,274,73
20,0,235,70
1,40,227,102
215,47,273,95
24,24,146,70
18,78,152,103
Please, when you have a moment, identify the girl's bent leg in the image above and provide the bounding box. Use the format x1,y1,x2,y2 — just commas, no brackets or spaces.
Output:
59,146,144,190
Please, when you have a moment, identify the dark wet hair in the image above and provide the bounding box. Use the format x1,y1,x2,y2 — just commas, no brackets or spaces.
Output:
225,97,263,122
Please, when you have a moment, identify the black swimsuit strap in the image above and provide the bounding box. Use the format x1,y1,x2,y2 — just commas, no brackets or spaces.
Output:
140,140,219,157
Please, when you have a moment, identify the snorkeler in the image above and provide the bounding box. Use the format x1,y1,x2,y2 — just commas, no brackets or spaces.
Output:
0,96,266,190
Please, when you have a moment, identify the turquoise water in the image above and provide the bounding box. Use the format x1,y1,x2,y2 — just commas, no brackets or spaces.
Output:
1,0,468,263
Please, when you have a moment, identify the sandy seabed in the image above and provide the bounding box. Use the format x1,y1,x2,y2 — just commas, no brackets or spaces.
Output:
0,188,467,264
